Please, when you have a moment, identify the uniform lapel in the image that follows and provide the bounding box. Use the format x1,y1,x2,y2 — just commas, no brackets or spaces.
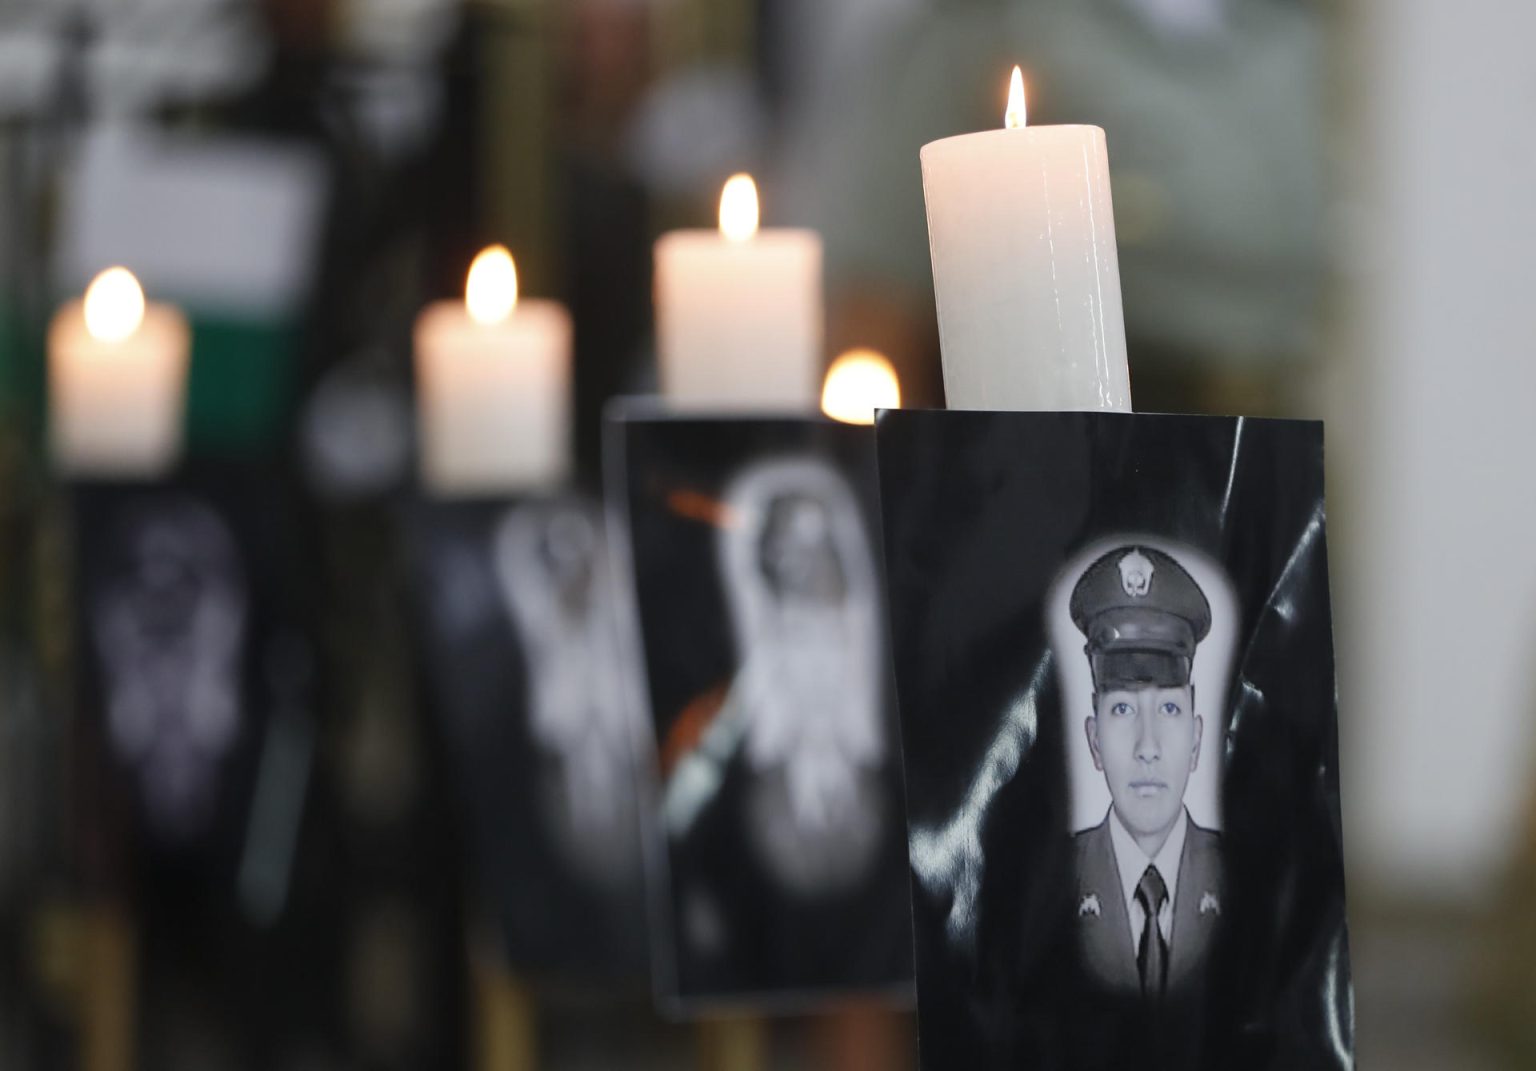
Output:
1075,818,1139,993
1168,821,1222,990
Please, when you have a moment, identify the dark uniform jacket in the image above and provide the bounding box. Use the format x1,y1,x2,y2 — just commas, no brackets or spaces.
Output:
1072,811,1223,994
1068,810,1224,1068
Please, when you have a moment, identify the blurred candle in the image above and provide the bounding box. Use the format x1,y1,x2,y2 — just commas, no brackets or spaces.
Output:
49,266,191,477
921,67,1131,411
821,348,901,425
414,245,571,495
654,174,822,409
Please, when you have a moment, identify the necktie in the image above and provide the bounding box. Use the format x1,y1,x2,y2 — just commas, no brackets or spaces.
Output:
1136,865,1169,999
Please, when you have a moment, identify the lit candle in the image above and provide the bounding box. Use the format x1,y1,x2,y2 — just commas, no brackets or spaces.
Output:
654,174,823,410
921,67,1131,412
414,245,572,496
820,348,901,426
49,266,191,477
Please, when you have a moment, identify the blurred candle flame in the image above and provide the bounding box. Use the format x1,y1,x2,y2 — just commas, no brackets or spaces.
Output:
465,245,518,326
1005,66,1027,130
718,174,760,243
821,348,900,425
83,267,146,343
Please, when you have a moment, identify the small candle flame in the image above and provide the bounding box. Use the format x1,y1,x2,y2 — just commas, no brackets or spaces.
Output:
1005,66,1027,130
466,245,519,326
718,174,760,243
83,267,146,343
821,348,900,425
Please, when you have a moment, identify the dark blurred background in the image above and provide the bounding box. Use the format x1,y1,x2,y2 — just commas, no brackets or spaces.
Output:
0,0,1531,1067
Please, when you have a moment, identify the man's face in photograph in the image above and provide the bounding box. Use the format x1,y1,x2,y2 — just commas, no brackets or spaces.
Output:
1087,683,1202,843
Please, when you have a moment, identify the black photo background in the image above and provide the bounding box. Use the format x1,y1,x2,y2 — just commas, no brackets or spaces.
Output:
875,412,1350,1070
607,410,914,1011
407,493,650,983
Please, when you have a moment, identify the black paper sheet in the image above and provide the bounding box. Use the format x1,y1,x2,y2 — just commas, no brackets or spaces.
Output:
875,411,1351,1070
607,409,914,1012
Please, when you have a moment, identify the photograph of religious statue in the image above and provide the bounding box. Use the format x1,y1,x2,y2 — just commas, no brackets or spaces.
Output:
875,411,1351,1070
409,493,650,982
607,410,912,1009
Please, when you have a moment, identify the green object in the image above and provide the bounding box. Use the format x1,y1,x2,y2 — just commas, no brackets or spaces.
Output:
0,296,47,463
183,314,300,456
0,300,16,406
0,298,39,417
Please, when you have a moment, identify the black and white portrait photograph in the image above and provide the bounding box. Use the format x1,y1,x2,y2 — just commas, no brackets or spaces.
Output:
875,411,1351,1070
409,493,650,982
1053,540,1237,1008
607,409,913,1010
1052,538,1240,1061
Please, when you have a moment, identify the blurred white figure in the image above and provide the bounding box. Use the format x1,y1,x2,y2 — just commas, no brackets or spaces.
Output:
721,457,887,894
92,498,246,843
492,500,635,883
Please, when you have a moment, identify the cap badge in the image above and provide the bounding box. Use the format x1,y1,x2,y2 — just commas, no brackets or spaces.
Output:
1118,549,1154,598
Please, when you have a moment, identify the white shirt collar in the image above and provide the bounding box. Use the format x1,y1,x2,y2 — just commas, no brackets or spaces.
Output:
1108,804,1187,920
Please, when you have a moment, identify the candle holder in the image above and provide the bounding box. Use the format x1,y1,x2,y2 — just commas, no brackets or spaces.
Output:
603,402,913,1012
872,409,1351,1068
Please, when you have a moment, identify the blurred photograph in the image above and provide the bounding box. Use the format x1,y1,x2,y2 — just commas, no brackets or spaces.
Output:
609,411,912,1009
91,496,248,845
492,498,638,885
73,470,305,870
670,456,887,895
410,493,650,981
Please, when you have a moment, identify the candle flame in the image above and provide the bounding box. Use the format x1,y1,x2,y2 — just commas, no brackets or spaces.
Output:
821,348,900,425
83,266,146,343
465,244,519,326
1005,66,1027,129
718,173,759,243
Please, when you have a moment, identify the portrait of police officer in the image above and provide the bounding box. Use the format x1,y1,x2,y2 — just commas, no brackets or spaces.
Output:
1068,545,1224,1005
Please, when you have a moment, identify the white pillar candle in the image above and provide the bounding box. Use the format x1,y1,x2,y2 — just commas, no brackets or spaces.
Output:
654,174,823,410
414,245,572,496
49,267,191,478
921,68,1131,412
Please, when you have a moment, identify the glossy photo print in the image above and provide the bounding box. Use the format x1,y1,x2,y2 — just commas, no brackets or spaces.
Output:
407,493,650,982
606,409,913,1012
875,412,1351,1070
